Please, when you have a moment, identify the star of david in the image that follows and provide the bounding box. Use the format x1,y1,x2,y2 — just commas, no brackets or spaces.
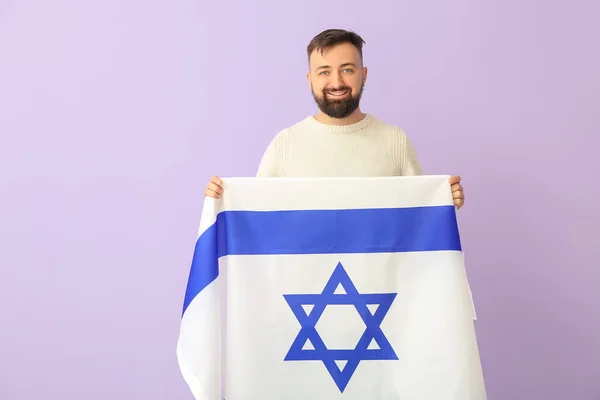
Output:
283,262,398,392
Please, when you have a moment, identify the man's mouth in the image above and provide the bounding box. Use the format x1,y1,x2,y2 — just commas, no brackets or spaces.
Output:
327,89,350,98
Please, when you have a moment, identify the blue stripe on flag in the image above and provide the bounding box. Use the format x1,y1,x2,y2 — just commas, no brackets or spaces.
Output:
182,205,460,315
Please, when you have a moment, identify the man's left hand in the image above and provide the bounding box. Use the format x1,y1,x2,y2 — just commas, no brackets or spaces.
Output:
449,175,464,209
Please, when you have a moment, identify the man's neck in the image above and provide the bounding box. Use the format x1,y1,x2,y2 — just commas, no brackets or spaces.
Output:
313,109,366,126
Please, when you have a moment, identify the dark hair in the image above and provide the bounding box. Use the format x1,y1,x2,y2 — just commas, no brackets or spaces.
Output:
306,29,366,62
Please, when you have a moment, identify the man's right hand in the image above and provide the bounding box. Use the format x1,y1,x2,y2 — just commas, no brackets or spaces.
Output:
204,175,223,199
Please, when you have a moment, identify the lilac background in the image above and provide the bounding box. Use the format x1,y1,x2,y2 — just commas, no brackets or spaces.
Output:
1,1,599,399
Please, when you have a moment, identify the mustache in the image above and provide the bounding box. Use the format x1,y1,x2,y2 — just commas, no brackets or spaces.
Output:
323,86,352,93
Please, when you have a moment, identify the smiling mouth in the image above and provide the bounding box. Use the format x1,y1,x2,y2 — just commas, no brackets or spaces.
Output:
327,90,349,97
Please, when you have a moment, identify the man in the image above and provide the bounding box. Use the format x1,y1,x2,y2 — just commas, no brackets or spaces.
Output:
204,29,464,207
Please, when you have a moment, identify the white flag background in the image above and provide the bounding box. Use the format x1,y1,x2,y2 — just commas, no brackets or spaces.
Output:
177,176,487,400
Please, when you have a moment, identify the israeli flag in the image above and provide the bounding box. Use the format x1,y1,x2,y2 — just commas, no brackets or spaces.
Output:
177,176,487,400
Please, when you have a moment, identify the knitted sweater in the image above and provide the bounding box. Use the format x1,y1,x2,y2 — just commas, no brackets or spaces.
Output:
255,114,424,178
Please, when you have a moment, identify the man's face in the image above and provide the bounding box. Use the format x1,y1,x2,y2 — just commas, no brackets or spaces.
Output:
307,42,367,119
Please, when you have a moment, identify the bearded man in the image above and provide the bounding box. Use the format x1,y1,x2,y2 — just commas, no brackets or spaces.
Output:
204,28,464,207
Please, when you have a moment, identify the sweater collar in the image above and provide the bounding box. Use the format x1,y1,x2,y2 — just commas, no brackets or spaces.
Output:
305,113,375,133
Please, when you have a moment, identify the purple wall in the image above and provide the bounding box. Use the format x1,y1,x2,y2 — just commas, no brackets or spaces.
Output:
1,1,598,399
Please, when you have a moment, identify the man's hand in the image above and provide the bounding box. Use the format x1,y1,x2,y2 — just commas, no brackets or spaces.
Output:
449,175,464,209
204,175,223,199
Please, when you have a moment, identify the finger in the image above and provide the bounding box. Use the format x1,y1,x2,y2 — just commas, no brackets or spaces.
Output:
453,191,464,206
207,182,223,194
451,184,463,192
204,188,221,198
211,175,223,185
204,187,221,197
204,189,219,198
448,175,461,184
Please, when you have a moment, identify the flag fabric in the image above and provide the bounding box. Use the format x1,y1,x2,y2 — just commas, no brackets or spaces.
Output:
177,175,487,400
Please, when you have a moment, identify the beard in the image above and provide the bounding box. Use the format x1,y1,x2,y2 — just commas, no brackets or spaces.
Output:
311,85,363,119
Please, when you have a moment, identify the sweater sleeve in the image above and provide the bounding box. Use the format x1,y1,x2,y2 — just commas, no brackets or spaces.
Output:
255,134,280,177
393,128,424,176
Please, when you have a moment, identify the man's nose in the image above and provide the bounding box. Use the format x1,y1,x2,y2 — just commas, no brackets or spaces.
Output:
329,71,344,87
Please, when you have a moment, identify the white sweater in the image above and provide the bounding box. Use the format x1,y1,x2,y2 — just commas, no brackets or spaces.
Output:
255,114,424,177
